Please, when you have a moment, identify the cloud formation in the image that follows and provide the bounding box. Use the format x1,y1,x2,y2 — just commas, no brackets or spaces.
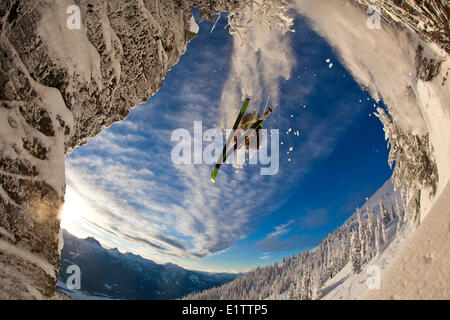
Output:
218,18,295,129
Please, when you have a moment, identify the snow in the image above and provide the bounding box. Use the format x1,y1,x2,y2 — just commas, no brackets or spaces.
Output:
104,283,113,290
38,0,103,91
1,0,446,300
352,178,397,218
31,83,73,196
0,261,44,299
189,15,199,34
0,239,56,279
58,227,64,256
0,227,14,241
25,283,44,300
218,5,295,129
56,280,112,300
322,222,412,299
294,0,443,135
413,57,450,219
98,4,122,84
0,7,75,197
361,180,450,299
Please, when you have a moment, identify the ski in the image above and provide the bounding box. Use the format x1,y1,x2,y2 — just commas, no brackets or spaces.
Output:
211,99,250,183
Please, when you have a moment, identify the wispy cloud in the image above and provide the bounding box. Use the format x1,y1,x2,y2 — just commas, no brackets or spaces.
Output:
256,213,329,253
256,219,296,252
260,252,271,260
265,220,295,239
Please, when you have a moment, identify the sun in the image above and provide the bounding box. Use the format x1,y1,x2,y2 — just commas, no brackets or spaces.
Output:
60,186,90,229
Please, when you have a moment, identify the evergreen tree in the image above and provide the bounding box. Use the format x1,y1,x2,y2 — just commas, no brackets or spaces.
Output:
311,268,321,300
356,208,367,264
295,276,302,299
395,212,401,235
376,215,384,254
288,283,295,300
366,205,375,259
350,229,361,274
390,201,396,219
395,197,405,224
379,200,391,225
375,107,438,228
301,271,311,300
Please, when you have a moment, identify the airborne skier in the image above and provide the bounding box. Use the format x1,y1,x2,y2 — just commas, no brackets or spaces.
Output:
211,98,272,183
236,110,265,150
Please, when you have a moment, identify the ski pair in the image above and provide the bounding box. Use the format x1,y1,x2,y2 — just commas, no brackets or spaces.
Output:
211,99,272,183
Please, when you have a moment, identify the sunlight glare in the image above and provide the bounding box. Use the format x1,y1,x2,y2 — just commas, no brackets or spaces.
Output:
60,186,90,229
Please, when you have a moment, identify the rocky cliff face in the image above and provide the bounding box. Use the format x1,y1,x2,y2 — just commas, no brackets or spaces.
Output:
356,0,449,54
0,0,448,299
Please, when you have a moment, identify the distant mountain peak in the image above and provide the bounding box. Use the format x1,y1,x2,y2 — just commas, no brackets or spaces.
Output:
109,247,120,253
84,237,101,247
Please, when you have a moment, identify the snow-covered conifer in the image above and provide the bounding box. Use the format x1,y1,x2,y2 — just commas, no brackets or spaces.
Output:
288,283,295,300
379,200,391,225
366,205,375,259
395,197,405,224
350,229,361,274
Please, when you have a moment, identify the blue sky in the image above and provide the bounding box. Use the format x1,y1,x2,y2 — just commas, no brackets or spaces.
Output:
61,11,392,272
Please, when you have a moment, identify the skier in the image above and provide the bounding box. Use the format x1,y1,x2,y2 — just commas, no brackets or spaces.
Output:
211,98,273,182
233,109,270,151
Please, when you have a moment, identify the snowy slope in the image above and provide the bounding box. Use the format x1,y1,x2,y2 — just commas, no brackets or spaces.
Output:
321,217,412,299
361,180,450,299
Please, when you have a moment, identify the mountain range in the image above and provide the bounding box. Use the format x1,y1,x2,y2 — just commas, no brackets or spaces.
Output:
57,230,239,300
